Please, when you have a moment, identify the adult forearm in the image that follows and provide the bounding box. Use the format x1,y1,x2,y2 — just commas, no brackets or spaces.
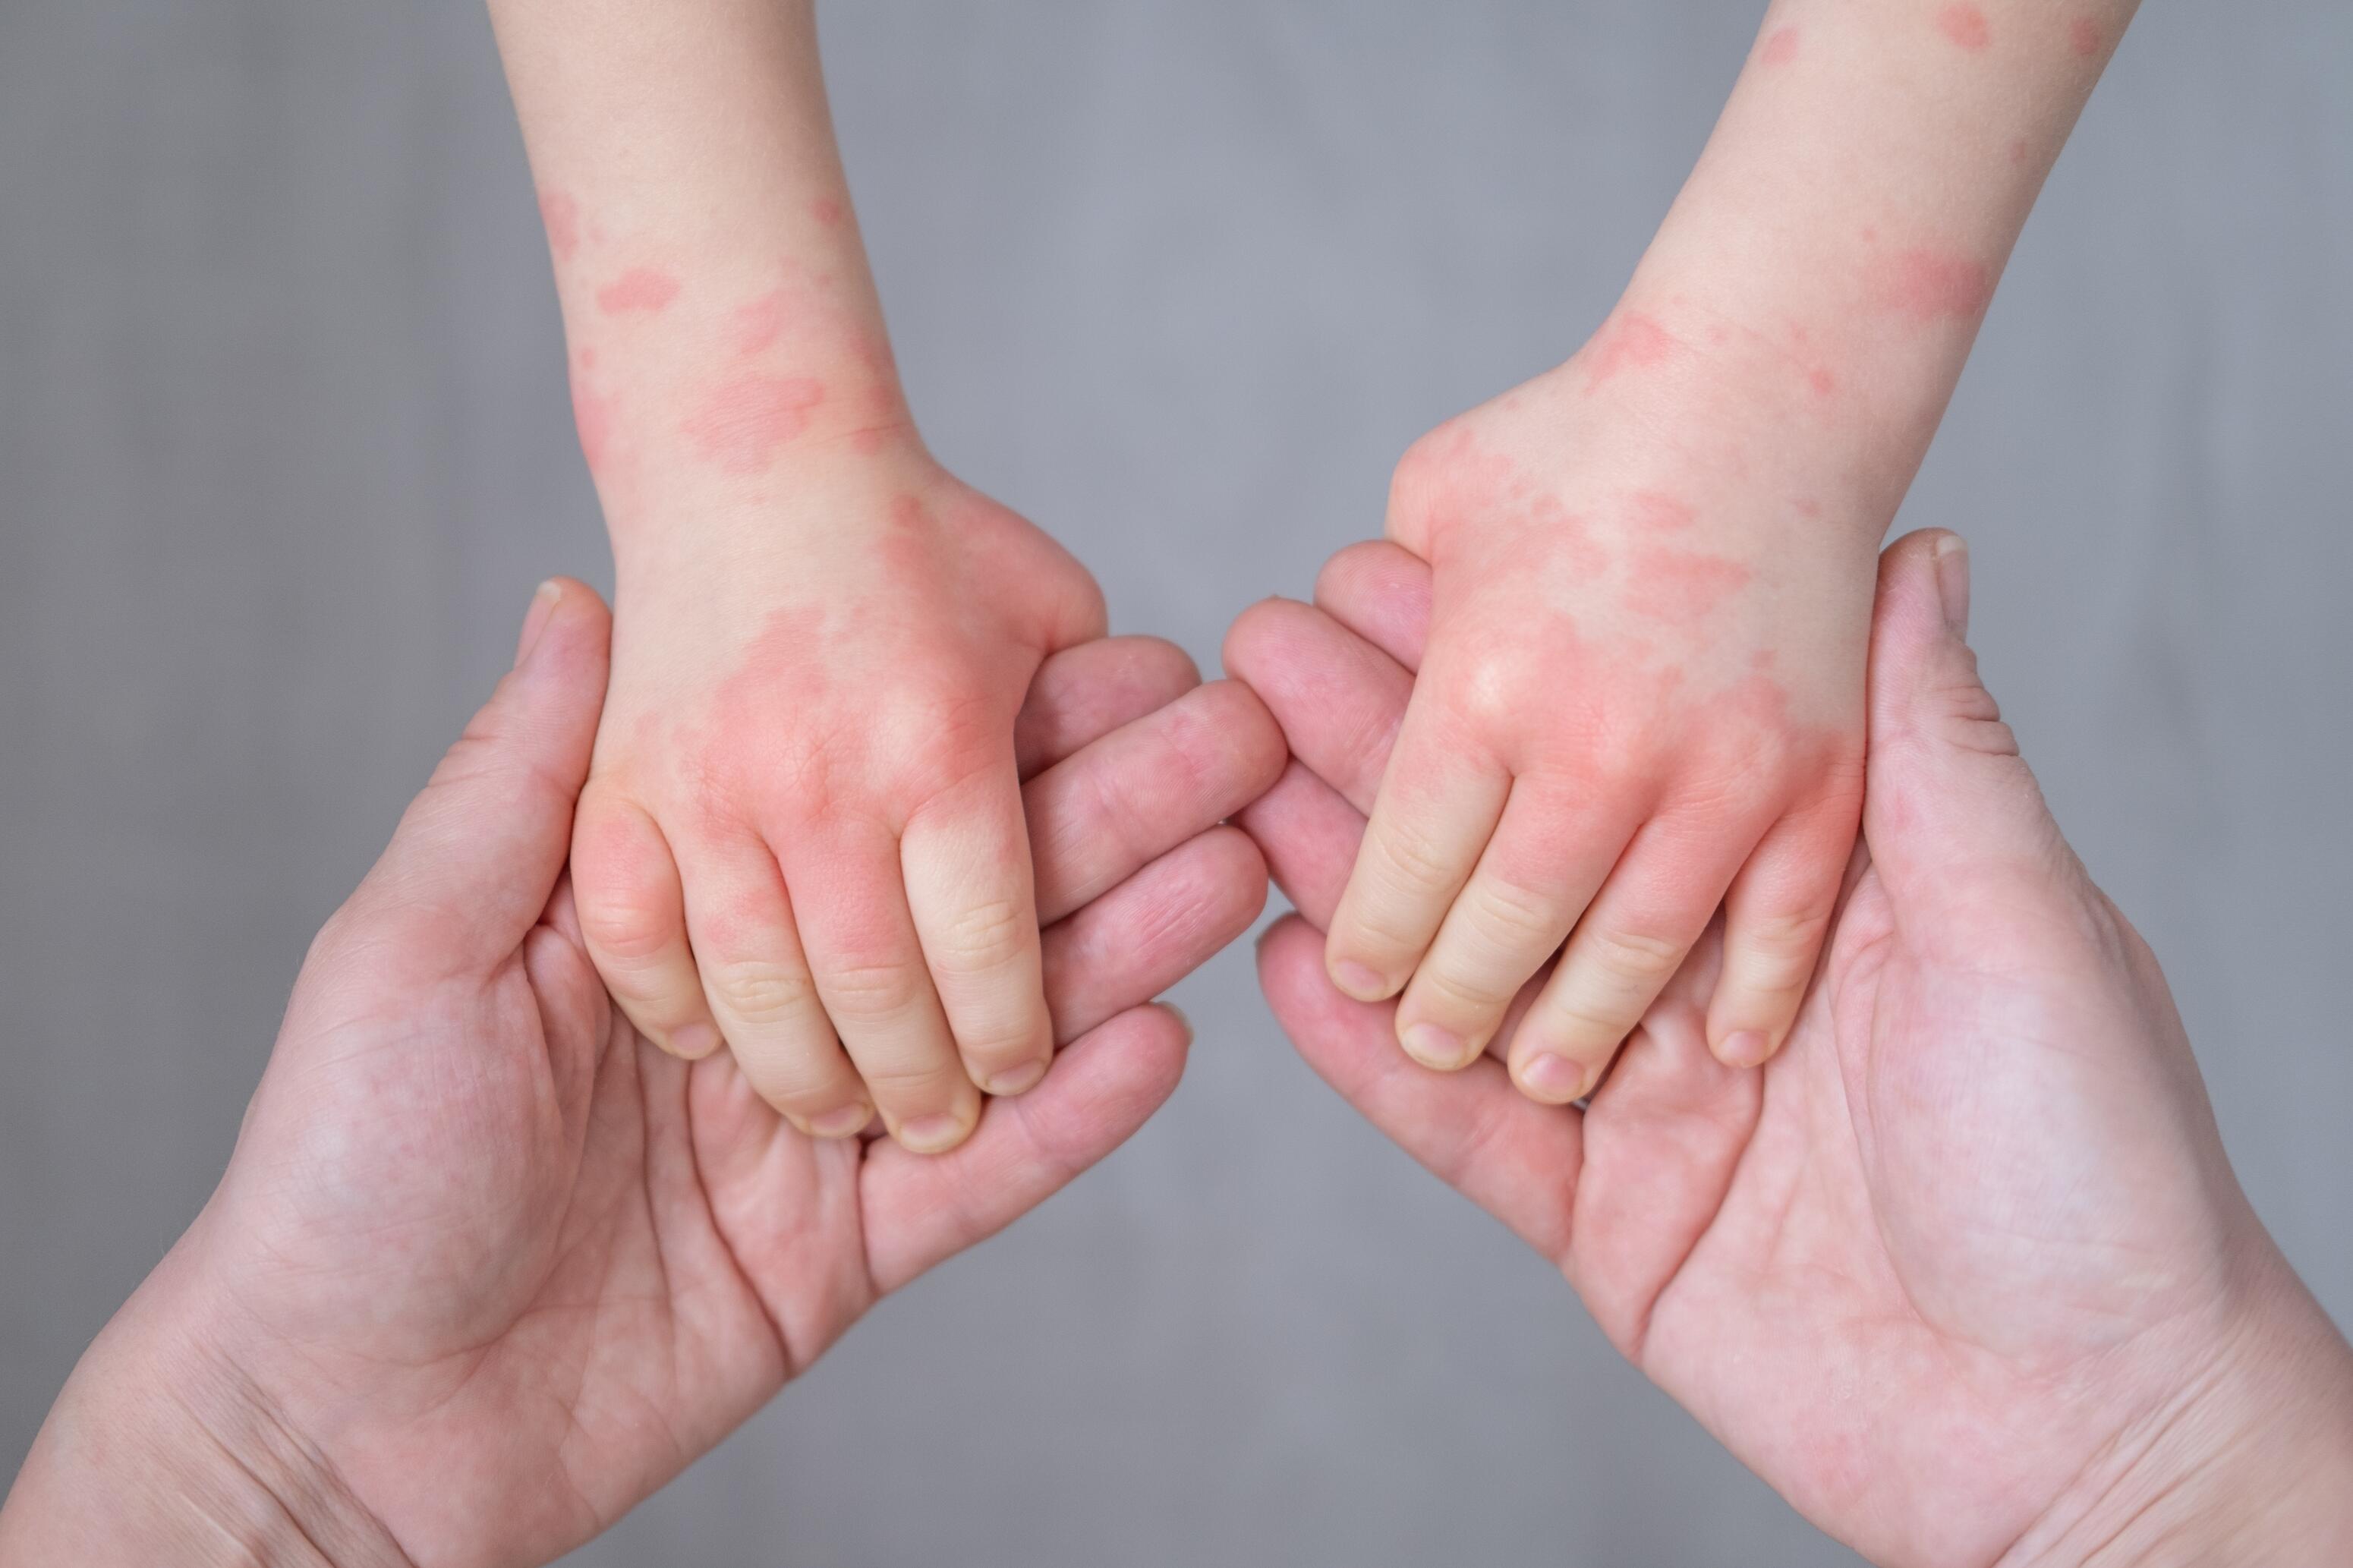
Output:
1589,0,2137,533
487,0,911,561
2001,1263,2353,1568
0,1264,411,1568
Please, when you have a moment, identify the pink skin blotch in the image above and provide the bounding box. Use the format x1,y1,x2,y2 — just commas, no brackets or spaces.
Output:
539,190,582,263
1759,26,1800,67
1624,546,1753,625
1583,312,1679,392
597,267,682,316
731,290,790,357
1630,490,1697,532
681,375,827,476
1935,3,1992,52
811,197,846,229
1873,247,1994,324
1807,367,1839,400
2068,17,2103,57
570,378,614,474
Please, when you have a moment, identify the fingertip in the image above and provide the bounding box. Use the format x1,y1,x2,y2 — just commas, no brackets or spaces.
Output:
515,578,563,667
514,575,613,671
1328,953,1399,1003
1713,1029,1775,1070
1218,596,1309,689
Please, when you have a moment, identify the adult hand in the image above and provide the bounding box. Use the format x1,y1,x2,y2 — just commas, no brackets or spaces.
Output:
1230,532,2353,1566
0,580,1280,1568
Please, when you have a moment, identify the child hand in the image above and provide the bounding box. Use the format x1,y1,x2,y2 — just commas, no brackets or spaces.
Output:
574,442,1107,1154
1326,330,1873,1101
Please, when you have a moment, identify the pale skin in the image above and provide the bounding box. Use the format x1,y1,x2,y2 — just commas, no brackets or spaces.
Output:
12,552,2347,1566
490,0,2148,1143
1325,0,2149,1105
489,0,1111,1155
1227,532,2353,1567
0,581,1284,1567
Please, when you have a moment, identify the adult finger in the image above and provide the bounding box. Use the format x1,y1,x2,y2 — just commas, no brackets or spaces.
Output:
345,579,611,971
1040,826,1268,1046
1015,635,1201,779
861,1003,1192,1292
1257,916,1581,1262
1026,679,1285,925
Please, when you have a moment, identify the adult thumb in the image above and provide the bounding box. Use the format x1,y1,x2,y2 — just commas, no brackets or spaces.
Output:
1862,531,2072,905
345,578,613,969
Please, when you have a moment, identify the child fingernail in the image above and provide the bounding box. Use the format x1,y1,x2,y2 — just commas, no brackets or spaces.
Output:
1720,1030,1772,1069
983,1057,1050,1097
896,1113,969,1155
669,1022,721,1060
1519,1053,1586,1103
1331,960,1391,1000
1402,1023,1469,1071
808,1103,873,1139
515,578,563,668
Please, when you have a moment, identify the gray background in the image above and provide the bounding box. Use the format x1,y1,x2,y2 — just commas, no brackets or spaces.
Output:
3,2,2348,1563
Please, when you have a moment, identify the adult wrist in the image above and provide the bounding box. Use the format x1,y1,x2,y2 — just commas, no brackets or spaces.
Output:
1998,1270,2353,1568
0,1259,413,1568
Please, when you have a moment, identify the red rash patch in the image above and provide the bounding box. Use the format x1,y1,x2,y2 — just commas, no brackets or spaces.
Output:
570,376,614,474
1759,26,1800,67
680,375,827,475
1935,3,1992,52
539,190,582,263
1583,312,1678,392
1624,546,1753,625
597,267,682,316
732,290,790,357
1808,367,1839,399
1630,490,1696,532
2068,17,2103,57
1873,247,1994,324
811,197,846,229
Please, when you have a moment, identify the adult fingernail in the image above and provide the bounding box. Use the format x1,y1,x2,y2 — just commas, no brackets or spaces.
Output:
1401,1022,1471,1072
669,1022,721,1061
983,1056,1050,1098
515,579,563,668
1933,534,1971,640
1331,959,1392,1001
896,1113,970,1155
1720,1030,1772,1069
1518,1053,1586,1104
807,1103,874,1140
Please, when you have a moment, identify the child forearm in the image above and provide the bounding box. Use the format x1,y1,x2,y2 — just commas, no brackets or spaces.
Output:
1594,0,2137,533
487,0,907,562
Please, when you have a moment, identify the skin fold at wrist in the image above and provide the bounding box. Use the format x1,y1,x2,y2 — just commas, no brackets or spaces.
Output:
1999,1253,2353,1568
0,1242,414,1568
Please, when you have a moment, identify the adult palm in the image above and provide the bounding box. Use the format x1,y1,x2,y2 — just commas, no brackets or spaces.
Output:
141,581,1277,1568
1230,533,2351,1566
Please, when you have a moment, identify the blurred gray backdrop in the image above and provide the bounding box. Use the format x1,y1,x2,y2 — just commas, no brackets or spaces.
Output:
4,2,2348,1563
